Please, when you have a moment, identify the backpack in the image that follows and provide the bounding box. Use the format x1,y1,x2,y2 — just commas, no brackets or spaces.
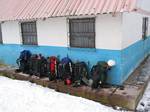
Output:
19,50,31,61
47,56,59,81
38,56,48,77
91,61,109,89
29,54,47,77
29,54,38,75
73,62,89,87
16,50,31,73
58,57,73,85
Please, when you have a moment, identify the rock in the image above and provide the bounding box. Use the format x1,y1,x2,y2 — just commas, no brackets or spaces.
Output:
140,102,145,107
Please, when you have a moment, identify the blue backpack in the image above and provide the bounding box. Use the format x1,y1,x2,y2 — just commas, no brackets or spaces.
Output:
19,50,32,61
61,57,72,65
16,50,32,73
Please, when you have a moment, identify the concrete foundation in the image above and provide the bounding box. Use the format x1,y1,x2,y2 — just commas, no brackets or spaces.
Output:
0,65,149,111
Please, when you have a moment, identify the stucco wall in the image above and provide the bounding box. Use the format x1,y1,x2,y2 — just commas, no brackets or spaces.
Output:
1,21,21,44
0,15,123,85
96,14,122,50
122,12,150,49
1,13,149,85
37,17,68,47
0,14,122,50
122,12,142,49
137,0,150,11
36,15,122,50
121,12,150,82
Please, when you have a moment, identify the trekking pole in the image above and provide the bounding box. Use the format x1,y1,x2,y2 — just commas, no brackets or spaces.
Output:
55,60,57,79
16,58,20,67
69,62,72,74
87,61,91,78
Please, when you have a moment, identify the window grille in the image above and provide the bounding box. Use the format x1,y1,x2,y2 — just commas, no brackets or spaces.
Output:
0,24,3,44
69,18,95,48
21,22,38,45
142,17,149,39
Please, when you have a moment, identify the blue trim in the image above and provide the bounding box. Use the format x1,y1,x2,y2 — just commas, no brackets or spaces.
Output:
0,44,122,85
0,37,150,85
121,36,150,83
68,47,97,52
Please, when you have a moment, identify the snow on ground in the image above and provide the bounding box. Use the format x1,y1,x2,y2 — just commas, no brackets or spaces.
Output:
0,76,118,112
136,57,150,112
137,81,150,112
1,75,150,112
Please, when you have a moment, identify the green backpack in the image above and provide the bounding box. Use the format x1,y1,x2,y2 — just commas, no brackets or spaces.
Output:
91,61,109,89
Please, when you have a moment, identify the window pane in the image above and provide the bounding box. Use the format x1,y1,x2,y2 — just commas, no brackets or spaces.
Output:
21,22,37,45
69,18,95,48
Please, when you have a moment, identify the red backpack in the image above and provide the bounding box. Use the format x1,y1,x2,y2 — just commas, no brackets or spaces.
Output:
48,56,59,80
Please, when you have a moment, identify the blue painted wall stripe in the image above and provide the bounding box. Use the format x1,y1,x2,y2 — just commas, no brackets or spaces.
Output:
0,44,122,85
121,37,150,83
0,36,150,85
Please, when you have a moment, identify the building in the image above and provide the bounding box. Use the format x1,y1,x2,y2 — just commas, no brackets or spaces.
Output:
0,0,150,85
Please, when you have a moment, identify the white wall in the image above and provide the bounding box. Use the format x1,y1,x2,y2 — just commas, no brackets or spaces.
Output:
96,14,122,50
37,18,68,47
137,0,150,11
1,0,150,50
121,0,150,49
37,15,122,50
122,12,150,49
122,12,142,49
1,15,123,50
2,14,146,51
148,14,150,36
1,21,21,44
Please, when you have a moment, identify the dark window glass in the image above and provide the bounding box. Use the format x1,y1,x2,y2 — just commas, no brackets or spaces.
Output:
0,24,2,44
21,22,38,45
69,18,95,48
142,17,149,39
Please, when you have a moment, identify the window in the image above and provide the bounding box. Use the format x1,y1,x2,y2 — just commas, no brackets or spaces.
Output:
0,24,2,44
21,22,38,45
142,17,149,39
69,18,95,48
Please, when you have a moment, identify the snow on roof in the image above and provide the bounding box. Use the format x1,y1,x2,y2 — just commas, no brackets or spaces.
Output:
0,0,137,21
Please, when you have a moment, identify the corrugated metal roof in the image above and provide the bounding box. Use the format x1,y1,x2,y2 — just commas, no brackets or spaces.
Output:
0,0,137,21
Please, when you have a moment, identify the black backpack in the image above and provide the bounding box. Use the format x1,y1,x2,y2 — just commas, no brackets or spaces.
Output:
73,62,89,87
29,54,47,77
91,61,109,89
38,56,48,77
58,57,73,85
29,54,38,75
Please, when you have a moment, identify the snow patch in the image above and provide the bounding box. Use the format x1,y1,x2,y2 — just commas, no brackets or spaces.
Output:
137,81,150,112
0,76,118,112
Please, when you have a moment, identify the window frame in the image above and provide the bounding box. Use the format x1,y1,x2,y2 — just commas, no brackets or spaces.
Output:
0,24,3,44
142,17,149,39
21,21,38,45
69,18,95,48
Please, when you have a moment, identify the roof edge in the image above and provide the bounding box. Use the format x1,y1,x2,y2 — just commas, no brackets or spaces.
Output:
135,8,150,16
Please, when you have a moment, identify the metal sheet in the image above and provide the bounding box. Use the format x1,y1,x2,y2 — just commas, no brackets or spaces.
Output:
0,0,138,21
